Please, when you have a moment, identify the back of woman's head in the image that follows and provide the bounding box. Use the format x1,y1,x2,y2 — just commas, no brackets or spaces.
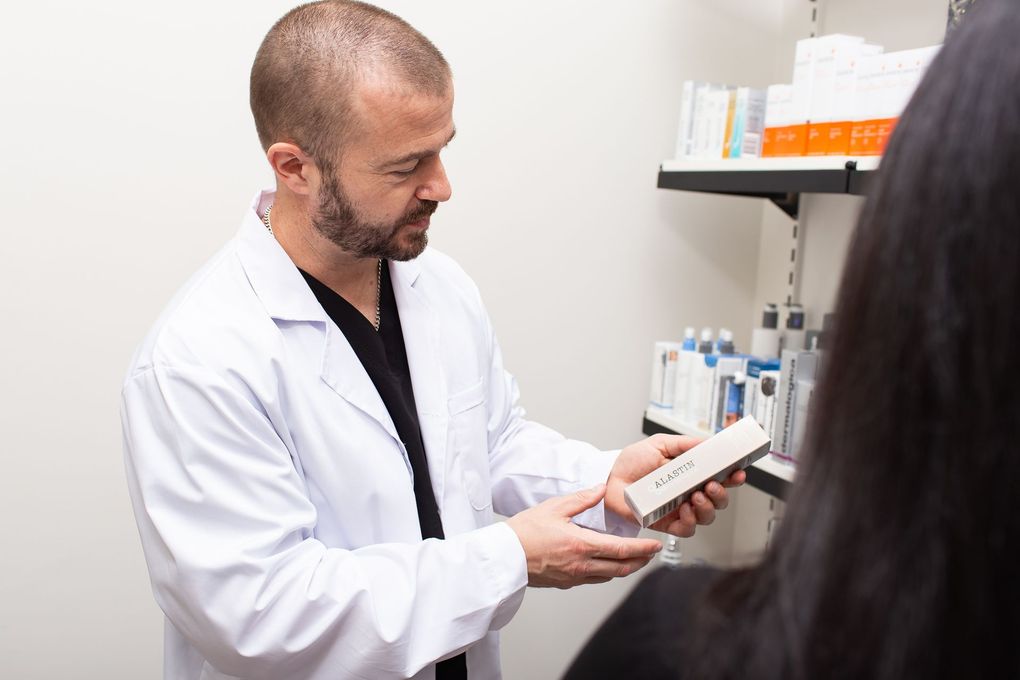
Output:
690,3,1020,678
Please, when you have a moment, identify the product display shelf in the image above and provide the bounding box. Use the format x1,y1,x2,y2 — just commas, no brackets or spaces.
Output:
642,406,795,500
658,156,880,217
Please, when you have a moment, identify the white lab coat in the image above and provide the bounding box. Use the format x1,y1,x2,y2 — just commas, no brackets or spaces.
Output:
121,189,629,680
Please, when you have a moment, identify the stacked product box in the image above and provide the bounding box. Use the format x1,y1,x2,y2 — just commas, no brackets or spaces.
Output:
748,34,941,159
849,45,941,156
652,324,828,462
674,82,766,160
742,358,782,439
761,84,796,157
808,39,885,155
772,349,819,463
649,341,684,408
651,342,768,436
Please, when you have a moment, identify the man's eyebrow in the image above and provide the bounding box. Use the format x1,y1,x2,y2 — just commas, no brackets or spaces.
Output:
381,128,457,168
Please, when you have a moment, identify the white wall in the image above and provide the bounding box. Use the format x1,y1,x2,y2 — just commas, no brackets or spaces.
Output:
0,1,943,679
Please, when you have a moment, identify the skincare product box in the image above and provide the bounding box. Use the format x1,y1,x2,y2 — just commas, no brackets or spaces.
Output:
803,34,866,155
671,347,700,424
675,80,711,160
625,415,771,528
727,87,768,158
689,353,718,431
790,378,816,463
650,342,684,408
762,84,796,157
743,358,782,439
850,44,941,156
708,355,747,433
773,349,818,461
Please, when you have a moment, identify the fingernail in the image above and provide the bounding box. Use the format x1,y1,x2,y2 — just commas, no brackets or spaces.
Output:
693,492,705,504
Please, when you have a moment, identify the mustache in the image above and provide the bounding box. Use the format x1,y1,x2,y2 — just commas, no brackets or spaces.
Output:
402,200,438,224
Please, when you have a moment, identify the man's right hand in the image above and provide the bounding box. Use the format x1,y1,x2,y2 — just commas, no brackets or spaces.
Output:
505,484,663,589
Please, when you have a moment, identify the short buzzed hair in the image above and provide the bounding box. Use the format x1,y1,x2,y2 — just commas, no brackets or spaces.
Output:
250,1,451,165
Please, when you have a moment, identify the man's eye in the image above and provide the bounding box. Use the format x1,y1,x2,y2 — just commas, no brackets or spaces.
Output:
392,164,417,176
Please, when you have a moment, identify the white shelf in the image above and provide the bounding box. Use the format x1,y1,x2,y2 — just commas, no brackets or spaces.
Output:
643,407,796,486
661,156,881,172
644,406,712,438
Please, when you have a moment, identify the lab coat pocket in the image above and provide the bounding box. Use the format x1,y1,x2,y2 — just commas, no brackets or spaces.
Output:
448,380,492,512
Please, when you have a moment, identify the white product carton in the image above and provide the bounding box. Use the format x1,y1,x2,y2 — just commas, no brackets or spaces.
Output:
729,87,768,158
773,349,818,460
674,80,710,160
650,341,684,408
625,415,771,527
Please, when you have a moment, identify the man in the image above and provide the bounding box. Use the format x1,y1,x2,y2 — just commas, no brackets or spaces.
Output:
121,2,743,679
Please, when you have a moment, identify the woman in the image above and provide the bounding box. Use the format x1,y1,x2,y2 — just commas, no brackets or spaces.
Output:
564,1,1020,678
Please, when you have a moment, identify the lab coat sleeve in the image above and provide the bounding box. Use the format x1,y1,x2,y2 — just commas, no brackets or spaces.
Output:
122,364,527,680
478,314,640,538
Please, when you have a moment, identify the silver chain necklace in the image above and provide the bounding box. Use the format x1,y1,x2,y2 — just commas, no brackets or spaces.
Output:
262,204,382,331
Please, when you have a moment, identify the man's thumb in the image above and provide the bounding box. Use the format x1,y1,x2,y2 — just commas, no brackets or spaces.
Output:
558,483,606,517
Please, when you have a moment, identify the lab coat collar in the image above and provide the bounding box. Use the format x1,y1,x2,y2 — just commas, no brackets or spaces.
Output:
234,189,435,468
236,189,404,447
236,189,424,320
235,189,328,324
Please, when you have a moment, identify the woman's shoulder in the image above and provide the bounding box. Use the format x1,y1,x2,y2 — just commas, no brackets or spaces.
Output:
562,565,725,680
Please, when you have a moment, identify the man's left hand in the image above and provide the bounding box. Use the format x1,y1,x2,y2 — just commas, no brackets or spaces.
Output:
605,434,746,537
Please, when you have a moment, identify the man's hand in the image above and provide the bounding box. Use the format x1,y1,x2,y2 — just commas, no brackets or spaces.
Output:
505,484,663,588
605,434,746,537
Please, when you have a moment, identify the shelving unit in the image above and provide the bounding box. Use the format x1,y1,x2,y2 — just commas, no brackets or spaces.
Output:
643,158,880,502
642,407,795,500
658,156,880,218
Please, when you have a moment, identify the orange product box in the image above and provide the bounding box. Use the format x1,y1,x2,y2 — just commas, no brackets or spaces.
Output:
762,127,778,157
875,117,898,154
825,121,852,155
806,122,831,156
850,119,879,156
774,126,793,156
784,123,809,156
850,117,897,156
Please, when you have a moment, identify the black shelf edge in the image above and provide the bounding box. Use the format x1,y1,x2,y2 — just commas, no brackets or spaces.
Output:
658,168,852,195
847,168,877,195
657,166,877,205
641,416,790,501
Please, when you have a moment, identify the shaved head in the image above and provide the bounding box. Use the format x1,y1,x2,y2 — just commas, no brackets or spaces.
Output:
250,1,451,166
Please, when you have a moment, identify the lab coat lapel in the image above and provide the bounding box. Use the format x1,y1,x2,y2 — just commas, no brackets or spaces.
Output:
390,258,447,502
235,193,402,449
318,324,402,447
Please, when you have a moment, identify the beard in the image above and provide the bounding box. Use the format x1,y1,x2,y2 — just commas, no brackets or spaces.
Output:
312,168,437,261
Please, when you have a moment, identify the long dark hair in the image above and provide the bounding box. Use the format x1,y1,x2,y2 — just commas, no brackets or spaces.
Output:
687,3,1020,678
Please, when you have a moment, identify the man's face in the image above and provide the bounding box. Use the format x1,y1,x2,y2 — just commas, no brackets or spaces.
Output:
312,78,455,261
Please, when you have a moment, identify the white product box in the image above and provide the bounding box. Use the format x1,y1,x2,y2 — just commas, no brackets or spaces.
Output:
650,342,684,408
790,378,816,463
689,353,717,431
624,415,771,528
703,88,734,159
832,44,884,124
674,80,710,160
773,349,818,460
671,348,699,423
729,87,768,158
808,35,866,125
708,355,747,433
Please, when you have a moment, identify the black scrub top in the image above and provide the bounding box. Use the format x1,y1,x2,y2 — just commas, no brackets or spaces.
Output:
300,262,467,679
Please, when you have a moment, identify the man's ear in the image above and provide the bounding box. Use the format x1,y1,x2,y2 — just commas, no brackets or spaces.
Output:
266,142,319,196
